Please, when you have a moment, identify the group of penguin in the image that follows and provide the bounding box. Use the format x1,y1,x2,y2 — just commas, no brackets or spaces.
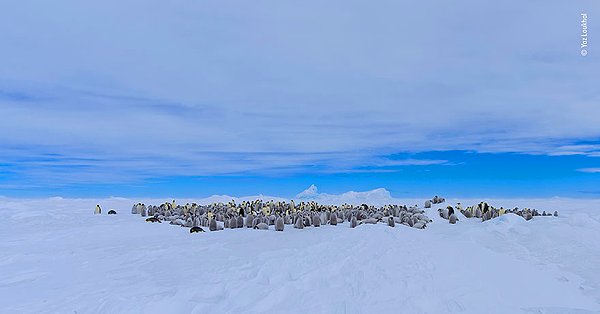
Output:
94,197,559,232
129,199,433,233
436,201,559,224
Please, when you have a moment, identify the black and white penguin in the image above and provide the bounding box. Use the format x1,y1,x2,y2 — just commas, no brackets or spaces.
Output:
146,217,161,223
387,216,395,227
108,209,117,215
236,216,244,228
447,206,455,217
94,205,102,215
190,226,205,233
275,216,284,231
553,210,559,217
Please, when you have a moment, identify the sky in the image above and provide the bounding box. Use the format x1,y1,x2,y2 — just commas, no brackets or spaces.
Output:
1,0,599,198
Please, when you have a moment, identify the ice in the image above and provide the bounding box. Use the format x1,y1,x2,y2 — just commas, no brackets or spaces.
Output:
1,193,599,313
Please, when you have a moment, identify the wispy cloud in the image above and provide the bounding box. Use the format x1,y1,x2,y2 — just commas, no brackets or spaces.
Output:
577,168,600,173
0,1,598,189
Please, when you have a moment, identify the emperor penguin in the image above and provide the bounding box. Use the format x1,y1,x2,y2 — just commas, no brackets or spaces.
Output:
230,217,238,229
329,212,337,226
254,222,269,230
553,210,559,217
387,216,395,227
294,216,304,229
424,200,432,208
140,205,147,217
350,216,358,228
94,205,102,214
236,215,244,228
449,214,458,224
209,218,218,231
275,216,284,231
474,207,482,218
312,214,321,227
108,209,117,215
146,217,161,223
252,216,261,229
447,206,455,217
246,212,255,228
131,204,139,214
190,226,205,233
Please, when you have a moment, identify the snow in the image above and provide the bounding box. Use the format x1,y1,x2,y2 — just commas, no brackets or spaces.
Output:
1,192,600,313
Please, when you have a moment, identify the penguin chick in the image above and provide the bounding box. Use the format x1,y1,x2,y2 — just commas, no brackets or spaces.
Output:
254,222,269,230
413,221,426,229
209,218,218,231
275,216,284,231
294,217,304,229
387,216,395,227
329,213,338,226
312,214,321,227
190,226,205,233
349,216,357,228
449,214,458,224
245,213,255,228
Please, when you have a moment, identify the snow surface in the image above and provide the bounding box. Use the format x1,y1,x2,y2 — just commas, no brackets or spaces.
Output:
1,191,600,313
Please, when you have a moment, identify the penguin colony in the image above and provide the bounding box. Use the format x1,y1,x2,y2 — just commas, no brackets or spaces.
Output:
95,198,559,230
128,200,433,233
436,201,559,224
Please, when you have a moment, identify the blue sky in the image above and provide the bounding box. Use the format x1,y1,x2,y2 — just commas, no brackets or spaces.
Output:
1,1,599,198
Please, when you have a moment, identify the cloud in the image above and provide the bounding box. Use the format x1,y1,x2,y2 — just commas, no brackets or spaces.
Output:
0,0,599,186
577,168,600,173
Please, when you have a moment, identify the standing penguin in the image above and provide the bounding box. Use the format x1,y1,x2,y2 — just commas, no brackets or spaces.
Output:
245,213,255,228
209,218,218,231
312,214,321,227
329,212,337,226
294,216,304,229
94,205,102,214
424,200,432,208
350,216,358,228
447,206,455,217
275,216,284,231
